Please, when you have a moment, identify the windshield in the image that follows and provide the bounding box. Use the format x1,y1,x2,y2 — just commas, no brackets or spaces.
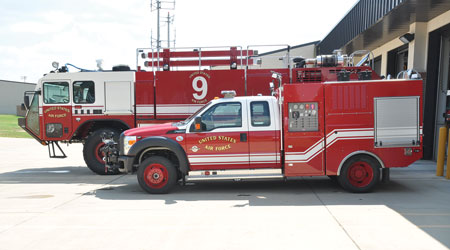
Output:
174,102,212,126
43,82,69,104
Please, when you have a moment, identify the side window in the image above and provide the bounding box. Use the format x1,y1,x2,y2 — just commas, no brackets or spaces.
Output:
201,102,242,131
251,101,270,127
73,81,95,104
43,82,69,104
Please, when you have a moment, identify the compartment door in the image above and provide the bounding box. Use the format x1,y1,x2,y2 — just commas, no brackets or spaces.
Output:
104,81,133,114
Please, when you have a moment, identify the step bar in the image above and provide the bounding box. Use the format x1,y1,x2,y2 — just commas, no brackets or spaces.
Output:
185,168,283,181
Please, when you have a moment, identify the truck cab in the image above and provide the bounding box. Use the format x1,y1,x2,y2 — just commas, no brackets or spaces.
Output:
111,92,283,193
19,68,135,174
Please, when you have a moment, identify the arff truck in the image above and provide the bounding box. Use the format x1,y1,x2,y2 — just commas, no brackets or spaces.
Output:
102,66,423,194
19,46,423,189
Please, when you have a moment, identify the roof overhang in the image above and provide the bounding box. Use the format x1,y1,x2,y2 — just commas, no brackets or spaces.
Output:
342,0,450,53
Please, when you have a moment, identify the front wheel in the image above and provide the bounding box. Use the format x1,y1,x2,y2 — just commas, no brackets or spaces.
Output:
337,155,380,193
83,128,120,175
137,156,178,194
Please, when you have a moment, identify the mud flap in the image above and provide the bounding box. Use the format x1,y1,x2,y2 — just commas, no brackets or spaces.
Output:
381,168,390,183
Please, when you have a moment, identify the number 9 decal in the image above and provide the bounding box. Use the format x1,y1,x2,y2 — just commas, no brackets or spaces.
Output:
192,76,208,100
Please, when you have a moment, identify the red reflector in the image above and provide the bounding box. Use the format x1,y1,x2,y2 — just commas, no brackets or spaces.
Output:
205,171,210,176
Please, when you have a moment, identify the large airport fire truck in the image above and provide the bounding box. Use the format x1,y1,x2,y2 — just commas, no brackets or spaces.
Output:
19,46,271,175
100,53,423,193
19,46,423,188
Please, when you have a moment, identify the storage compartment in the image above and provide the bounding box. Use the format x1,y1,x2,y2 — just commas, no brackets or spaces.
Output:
104,81,133,114
374,96,419,147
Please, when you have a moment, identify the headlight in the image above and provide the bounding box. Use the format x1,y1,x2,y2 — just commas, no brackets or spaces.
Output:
123,136,137,155
46,123,62,138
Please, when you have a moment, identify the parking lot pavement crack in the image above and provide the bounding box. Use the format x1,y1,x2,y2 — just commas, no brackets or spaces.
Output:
307,180,362,250
0,175,125,235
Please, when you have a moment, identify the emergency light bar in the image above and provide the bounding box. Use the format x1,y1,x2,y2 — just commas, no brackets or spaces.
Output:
221,90,236,98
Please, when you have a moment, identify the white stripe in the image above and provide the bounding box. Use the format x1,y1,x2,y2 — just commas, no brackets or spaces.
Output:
156,104,204,107
190,162,248,165
156,105,202,114
326,130,374,146
326,128,374,139
285,128,375,163
285,141,324,161
285,138,324,155
189,156,248,163
286,148,324,163
136,106,154,114
189,153,248,158
250,155,277,161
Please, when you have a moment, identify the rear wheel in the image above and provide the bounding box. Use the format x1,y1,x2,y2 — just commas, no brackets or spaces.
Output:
337,155,380,193
137,156,177,194
83,128,120,175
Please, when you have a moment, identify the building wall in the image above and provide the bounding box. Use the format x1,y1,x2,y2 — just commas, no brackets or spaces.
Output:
0,80,36,115
348,10,450,159
368,10,450,77
250,44,316,69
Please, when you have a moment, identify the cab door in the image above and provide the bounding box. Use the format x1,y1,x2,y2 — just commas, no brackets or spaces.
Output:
185,101,249,170
247,99,281,169
41,80,72,141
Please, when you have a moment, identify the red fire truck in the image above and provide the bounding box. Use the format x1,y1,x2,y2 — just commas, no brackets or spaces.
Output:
101,64,423,193
19,46,273,175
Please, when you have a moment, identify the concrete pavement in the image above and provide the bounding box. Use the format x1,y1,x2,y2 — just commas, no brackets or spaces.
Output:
0,137,449,250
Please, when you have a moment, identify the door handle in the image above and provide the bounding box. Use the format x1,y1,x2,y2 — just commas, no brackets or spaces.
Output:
240,133,247,142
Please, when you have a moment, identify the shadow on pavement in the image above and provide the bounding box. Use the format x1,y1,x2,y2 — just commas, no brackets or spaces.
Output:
1,166,449,248
0,166,119,184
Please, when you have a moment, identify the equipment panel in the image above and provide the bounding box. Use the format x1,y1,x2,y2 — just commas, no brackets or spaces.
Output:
288,102,319,132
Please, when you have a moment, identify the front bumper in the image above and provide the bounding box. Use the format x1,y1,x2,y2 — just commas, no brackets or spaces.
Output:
117,155,134,173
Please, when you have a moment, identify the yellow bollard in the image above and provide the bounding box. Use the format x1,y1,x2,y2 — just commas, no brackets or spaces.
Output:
446,128,450,178
447,162,450,179
437,127,447,176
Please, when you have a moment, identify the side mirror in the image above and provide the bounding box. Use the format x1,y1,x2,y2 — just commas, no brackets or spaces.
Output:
24,95,30,110
194,116,203,132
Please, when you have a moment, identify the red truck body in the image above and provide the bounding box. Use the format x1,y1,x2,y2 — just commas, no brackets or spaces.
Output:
104,69,423,193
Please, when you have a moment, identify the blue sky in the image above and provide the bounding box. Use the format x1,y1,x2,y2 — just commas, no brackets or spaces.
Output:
0,0,358,83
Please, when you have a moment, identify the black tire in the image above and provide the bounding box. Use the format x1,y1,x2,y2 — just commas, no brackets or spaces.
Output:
337,155,380,193
83,128,120,175
137,156,178,194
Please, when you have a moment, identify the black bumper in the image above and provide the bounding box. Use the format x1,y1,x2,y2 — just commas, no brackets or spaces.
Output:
117,155,135,173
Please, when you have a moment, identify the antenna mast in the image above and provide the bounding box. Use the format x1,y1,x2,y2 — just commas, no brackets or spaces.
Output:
150,0,176,50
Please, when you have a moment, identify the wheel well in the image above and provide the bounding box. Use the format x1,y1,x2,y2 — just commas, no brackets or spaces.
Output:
136,147,181,174
337,151,384,176
72,120,130,141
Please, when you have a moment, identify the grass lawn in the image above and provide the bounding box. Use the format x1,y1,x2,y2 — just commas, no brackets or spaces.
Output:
0,115,32,138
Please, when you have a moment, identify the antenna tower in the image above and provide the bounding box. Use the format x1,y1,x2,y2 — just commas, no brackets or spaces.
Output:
150,0,176,50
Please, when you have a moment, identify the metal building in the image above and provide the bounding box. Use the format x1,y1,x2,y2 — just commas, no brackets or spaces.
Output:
317,0,450,160
0,80,36,115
